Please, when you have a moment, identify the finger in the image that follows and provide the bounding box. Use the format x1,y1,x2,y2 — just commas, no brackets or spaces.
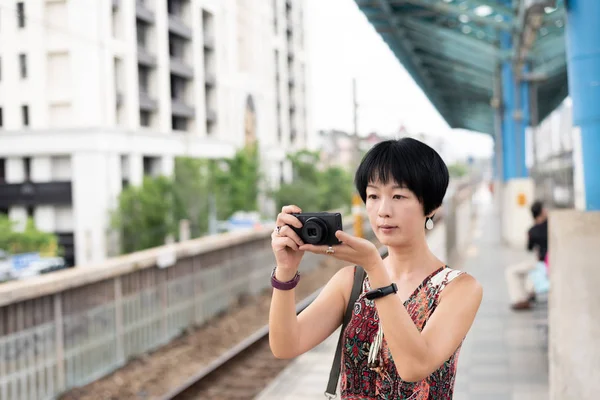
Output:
278,225,304,246
281,205,302,214
299,243,348,254
335,230,356,245
276,212,303,229
273,236,300,251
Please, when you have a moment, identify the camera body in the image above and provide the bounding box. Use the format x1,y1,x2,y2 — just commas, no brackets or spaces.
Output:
290,212,343,246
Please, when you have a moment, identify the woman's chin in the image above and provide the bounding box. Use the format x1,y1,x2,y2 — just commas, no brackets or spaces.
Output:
376,235,400,247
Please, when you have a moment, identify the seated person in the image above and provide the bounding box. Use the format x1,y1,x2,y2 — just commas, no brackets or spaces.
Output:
505,200,548,311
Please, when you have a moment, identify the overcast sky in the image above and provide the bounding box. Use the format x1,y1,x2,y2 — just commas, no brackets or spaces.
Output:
305,0,494,161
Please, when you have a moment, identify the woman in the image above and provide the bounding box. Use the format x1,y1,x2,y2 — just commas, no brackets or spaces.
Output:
269,138,483,399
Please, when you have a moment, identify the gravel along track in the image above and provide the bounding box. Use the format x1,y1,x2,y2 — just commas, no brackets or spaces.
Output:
166,335,290,400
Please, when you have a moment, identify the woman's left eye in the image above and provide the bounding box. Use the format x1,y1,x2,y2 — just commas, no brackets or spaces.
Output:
393,195,405,200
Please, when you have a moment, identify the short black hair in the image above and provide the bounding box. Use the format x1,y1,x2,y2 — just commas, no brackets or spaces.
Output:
354,138,449,216
531,200,544,219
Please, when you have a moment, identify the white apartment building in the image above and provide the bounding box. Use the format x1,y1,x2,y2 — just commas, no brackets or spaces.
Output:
0,0,312,266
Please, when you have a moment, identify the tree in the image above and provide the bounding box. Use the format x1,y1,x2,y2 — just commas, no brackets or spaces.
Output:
272,151,354,213
211,143,261,219
111,144,263,253
111,176,176,253
448,162,469,178
0,215,60,255
172,157,212,237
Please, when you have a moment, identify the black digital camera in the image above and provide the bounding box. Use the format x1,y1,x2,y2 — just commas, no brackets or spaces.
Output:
290,212,343,246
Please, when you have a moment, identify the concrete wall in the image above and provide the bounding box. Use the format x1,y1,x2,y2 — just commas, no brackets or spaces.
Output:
549,210,600,400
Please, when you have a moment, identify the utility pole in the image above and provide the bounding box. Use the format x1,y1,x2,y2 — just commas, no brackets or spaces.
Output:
351,78,363,238
352,78,360,167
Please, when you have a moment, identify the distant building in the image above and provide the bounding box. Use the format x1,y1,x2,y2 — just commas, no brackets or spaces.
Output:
0,0,312,265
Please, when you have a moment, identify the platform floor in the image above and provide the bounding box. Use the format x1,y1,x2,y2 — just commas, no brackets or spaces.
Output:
256,197,549,400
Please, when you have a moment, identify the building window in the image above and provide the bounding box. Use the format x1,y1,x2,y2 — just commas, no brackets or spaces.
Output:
19,53,27,78
140,111,151,127
24,157,31,181
17,2,25,28
22,105,29,126
171,116,187,131
167,0,183,16
0,158,5,183
170,75,186,100
138,66,150,94
136,21,147,48
0,107,3,128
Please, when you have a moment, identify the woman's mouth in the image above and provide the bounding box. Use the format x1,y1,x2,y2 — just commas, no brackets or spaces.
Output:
379,225,397,233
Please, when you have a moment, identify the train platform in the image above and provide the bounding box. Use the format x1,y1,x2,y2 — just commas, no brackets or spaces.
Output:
256,197,549,400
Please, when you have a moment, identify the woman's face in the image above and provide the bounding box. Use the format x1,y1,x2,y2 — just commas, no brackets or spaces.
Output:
365,179,428,247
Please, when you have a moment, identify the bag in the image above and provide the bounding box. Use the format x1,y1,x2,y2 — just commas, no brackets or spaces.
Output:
529,260,550,295
325,265,366,398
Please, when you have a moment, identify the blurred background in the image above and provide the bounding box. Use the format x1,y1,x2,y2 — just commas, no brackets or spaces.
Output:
0,0,597,399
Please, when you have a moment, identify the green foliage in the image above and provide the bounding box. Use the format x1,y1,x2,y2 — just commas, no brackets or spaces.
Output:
448,162,469,178
272,151,354,213
0,215,60,255
111,144,262,253
111,176,176,253
212,143,261,219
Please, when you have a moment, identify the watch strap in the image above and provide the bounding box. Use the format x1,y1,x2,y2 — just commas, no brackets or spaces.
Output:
365,282,398,300
271,267,300,290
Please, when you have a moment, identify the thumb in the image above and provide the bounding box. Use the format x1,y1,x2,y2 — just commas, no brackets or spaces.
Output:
335,230,355,244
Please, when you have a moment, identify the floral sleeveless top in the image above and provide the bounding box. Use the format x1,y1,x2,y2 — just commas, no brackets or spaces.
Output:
340,265,465,399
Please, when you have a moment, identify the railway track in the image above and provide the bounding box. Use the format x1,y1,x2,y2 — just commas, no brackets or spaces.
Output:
160,287,321,400
161,245,390,400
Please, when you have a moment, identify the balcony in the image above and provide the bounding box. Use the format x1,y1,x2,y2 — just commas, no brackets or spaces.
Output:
168,15,192,39
170,58,194,78
171,99,195,118
288,77,295,87
137,46,157,67
136,3,154,24
0,181,72,207
139,92,158,111
203,35,215,50
112,0,119,10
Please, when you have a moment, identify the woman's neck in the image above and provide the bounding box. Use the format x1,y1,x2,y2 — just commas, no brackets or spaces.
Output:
384,238,441,281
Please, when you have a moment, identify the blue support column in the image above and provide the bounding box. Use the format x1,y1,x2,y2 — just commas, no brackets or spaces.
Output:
519,64,531,177
500,31,517,181
500,32,529,181
566,0,600,211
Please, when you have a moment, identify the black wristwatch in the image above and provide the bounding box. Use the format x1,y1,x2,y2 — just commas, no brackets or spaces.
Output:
365,283,398,300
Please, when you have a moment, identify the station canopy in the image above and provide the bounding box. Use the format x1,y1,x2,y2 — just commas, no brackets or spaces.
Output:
354,0,567,134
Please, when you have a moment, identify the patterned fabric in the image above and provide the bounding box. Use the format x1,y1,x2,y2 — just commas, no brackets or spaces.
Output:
340,265,466,400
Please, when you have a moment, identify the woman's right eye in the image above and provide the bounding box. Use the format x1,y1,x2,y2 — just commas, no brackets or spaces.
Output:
367,194,378,199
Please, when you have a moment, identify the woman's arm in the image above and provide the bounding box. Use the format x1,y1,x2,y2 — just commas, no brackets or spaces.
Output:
268,265,355,359
368,266,483,382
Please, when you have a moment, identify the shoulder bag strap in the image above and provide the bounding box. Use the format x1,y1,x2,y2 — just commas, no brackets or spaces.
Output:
325,265,366,398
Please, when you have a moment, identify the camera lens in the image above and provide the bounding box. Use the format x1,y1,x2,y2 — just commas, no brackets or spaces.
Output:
301,217,328,245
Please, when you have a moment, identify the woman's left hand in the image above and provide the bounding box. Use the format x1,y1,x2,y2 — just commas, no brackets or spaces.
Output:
299,230,383,271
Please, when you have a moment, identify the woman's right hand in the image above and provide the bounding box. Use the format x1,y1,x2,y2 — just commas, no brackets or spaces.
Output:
271,205,306,279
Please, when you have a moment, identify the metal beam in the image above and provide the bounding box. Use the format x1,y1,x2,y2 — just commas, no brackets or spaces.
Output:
429,70,492,91
463,0,514,17
407,30,496,71
389,0,514,30
368,0,451,121
420,55,493,82
437,83,492,97
400,17,500,59
530,55,567,78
